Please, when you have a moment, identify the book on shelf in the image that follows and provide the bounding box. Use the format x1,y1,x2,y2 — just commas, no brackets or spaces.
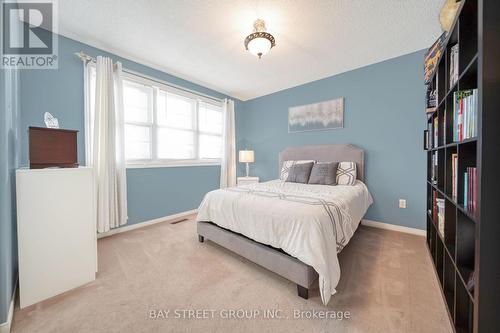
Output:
465,167,477,213
449,44,459,87
431,152,438,185
432,190,438,223
435,153,438,184
437,198,445,237
451,153,458,200
464,171,468,208
427,121,433,148
426,87,437,113
434,117,439,148
430,153,434,182
442,116,446,146
473,168,477,211
453,89,478,142
464,167,477,213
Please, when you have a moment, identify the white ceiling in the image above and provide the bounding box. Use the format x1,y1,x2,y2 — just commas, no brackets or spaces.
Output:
58,0,445,100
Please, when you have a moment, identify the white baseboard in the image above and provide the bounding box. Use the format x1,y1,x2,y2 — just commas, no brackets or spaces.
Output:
97,209,198,239
361,219,426,236
0,281,17,333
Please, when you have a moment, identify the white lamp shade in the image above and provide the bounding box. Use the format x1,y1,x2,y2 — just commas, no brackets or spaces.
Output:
247,37,272,57
239,150,255,163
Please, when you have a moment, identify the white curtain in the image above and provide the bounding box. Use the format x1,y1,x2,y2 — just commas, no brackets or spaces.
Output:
220,99,236,188
87,56,128,233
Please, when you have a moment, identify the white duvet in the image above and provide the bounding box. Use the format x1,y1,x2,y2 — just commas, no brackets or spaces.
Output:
196,179,373,305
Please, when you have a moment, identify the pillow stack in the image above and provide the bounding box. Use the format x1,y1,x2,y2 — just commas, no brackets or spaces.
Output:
281,160,357,186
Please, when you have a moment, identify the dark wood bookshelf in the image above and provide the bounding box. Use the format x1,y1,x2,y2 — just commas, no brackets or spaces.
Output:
424,1,500,332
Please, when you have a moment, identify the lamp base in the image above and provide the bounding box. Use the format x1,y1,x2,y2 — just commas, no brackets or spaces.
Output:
246,163,250,177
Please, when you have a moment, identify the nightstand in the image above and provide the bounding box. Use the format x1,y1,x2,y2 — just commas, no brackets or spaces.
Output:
237,176,259,187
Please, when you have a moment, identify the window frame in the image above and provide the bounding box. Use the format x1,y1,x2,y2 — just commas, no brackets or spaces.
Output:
86,64,223,169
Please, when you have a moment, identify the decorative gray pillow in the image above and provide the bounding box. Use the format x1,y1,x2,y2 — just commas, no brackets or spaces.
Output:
280,160,315,180
286,162,314,184
308,162,339,185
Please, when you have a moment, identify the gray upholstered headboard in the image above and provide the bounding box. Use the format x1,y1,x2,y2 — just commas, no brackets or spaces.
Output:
279,144,365,181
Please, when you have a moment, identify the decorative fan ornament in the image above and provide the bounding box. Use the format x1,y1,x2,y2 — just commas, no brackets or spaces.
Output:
440,0,461,32
44,112,60,129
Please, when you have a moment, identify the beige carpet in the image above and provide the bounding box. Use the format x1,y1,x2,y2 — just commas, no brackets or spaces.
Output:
11,216,453,333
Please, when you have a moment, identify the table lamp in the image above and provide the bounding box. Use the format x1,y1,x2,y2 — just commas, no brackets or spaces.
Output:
239,150,255,177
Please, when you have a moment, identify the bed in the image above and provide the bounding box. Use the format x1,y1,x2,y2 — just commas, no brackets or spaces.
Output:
196,144,373,305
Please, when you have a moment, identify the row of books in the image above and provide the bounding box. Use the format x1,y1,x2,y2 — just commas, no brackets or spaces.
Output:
464,167,477,212
449,44,459,87
424,32,446,84
425,112,446,149
430,190,445,238
440,153,476,212
424,42,458,116
426,116,442,149
432,190,438,222
453,89,478,142
426,87,437,113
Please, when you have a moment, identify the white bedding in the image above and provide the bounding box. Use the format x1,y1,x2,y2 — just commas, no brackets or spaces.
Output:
196,179,373,305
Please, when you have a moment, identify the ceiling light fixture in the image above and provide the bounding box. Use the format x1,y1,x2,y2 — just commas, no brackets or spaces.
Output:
244,19,276,59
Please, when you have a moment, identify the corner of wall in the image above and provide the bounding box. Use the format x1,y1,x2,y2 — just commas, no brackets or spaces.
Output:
0,66,21,328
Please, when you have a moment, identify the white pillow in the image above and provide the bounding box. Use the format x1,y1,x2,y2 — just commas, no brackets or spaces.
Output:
280,160,315,180
336,162,357,185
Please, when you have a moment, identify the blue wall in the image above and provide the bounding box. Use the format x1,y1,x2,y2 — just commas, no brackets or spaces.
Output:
237,50,427,229
19,33,241,225
0,68,21,323
127,166,221,224
19,35,427,230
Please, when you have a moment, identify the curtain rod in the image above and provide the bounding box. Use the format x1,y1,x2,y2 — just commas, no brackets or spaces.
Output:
75,51,224,103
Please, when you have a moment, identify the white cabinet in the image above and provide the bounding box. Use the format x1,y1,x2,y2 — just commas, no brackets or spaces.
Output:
16,167,97,308
237,176,260,187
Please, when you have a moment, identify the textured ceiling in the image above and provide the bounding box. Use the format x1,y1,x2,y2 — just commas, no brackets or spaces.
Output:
58,0,445,100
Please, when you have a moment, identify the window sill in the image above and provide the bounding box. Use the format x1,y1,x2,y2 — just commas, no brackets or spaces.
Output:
126,161,221,169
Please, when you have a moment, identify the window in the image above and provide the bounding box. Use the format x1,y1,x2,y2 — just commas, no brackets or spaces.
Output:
198,102,223,159
156,91,196,160
87,66,223,167
123,80,154,160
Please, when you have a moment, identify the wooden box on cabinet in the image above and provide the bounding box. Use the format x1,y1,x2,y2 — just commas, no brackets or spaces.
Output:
29,126,78,169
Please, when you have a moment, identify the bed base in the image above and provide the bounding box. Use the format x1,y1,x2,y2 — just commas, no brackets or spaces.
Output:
197,221,318,299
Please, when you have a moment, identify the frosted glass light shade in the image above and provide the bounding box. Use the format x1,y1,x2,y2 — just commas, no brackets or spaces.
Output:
247,37,272,58
239,150,255,163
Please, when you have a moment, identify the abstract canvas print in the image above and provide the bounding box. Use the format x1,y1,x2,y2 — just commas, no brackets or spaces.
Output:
288,97,344,132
